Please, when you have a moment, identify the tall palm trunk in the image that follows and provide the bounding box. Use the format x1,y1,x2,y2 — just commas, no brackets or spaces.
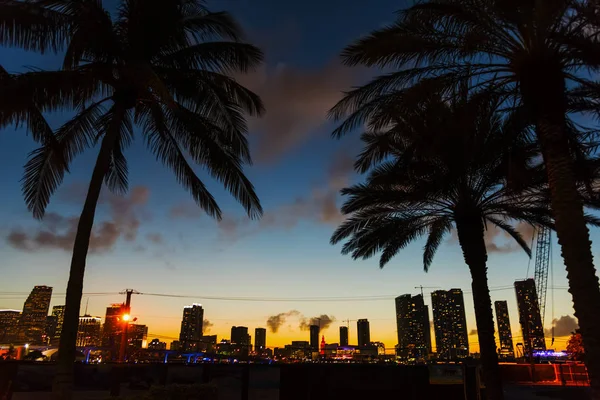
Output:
53,106,125,400
537,117,600,400
456,215,503,400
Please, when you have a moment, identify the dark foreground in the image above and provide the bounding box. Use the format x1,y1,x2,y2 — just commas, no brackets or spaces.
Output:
1,362,592,400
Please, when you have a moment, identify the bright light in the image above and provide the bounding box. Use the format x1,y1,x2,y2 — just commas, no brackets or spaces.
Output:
122,314,130,322
24,344,29,349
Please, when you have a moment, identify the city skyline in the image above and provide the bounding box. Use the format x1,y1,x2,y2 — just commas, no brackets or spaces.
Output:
0,0,585,353
0,282,579,352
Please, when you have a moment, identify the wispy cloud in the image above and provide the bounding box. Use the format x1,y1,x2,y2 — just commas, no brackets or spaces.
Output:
217,149,355,241
266,310,336,333
546,315,578,337
6,186,150,253
239,62,361,163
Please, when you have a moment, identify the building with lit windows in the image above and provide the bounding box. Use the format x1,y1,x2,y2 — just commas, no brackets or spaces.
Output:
148,338,167,350
0,310,21,343
18,285,53,344
50,305,65,346
431,289,469,360
255,328,266,352
77,315,102,347
102,303,126,360
357,319,371,347
128,324,148,349
494,300,515,358
395,294,432,361
178,304,204,352
514,279,546,353
231,326,251,355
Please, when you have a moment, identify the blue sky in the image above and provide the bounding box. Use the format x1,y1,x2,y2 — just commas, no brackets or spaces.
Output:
0,0,588,350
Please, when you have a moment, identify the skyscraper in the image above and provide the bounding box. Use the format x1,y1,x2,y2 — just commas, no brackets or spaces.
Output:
128,324,148,349
494,301,514,358
357,319,370,347
0,310,21,343
77,315,102,347
255,327,266,352
18,285,52,344
514,279,546,353
231,326,251,355
339,326,349,346
395,294,432,360
431,289,469,360
45,315,57,345
309,325,319,351
178,304,204,352
102,303,126,359
231,326,249,345
50,305,65,346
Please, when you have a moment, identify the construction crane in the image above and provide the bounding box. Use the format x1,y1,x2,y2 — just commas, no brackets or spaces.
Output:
414,286,441,297
533,227,551,327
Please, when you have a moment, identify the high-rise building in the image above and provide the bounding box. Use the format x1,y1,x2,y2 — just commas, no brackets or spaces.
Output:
357,319,370,347
514,279,546,353
494,301,514,358
102,303,126,360
431,289,469,360
178,304,204,352
395,294,432,360
50,305,65,346
128,324,148,349
45,315,57,345
77,315,102,347
231,326,250,355
309,325,319,351
255,328,266,352
148,338,167,350
231,326,249,345
339,326,349,346
18,285,53,344
0,310,21,343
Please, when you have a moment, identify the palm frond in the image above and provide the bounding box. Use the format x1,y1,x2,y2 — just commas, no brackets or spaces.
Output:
486,217,531,257
158,42,263,73
21,99,107,219
139,102,222,220
167,103,262,219
423,217,453,271
0,0,68,53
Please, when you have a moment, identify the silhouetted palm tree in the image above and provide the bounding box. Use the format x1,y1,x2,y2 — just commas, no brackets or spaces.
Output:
332,92,559,400
3,1,263,398
330,1,600,396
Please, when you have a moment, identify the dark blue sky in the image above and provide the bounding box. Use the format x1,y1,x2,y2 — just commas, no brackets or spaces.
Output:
0,0,580,348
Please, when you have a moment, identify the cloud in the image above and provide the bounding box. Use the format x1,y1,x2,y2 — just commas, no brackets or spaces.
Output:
299,314,336,331
546,315,579,337
146,233,163,244
203,319,214,334
169,202,202,219
266,310,301,333
469,329,478,336
218,149,355,240
6,186,150,253
239,62,360,163
448,221,536,254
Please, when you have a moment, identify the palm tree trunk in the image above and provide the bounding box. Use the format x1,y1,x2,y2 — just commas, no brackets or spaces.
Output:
537,117,600,400
456,216,503,400
52,106,125,400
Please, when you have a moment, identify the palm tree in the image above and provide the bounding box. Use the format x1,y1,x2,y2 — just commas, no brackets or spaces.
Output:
3,1,264,398
330,1,600,395
331,92,559,400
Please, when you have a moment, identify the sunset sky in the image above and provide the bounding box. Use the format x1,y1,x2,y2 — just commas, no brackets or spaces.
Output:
0,0,589,352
